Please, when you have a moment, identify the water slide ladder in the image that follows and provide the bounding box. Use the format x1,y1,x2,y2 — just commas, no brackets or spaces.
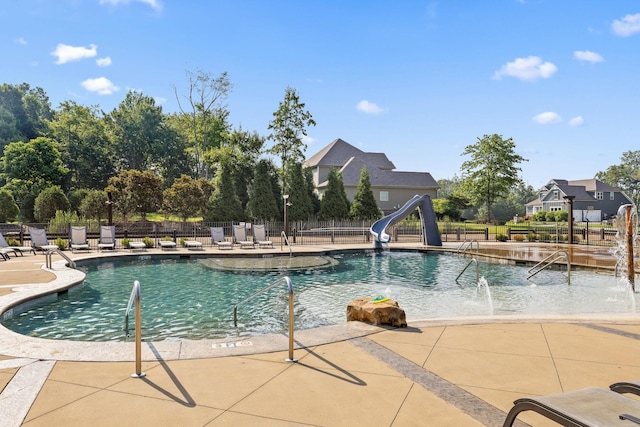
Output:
527,250,571,284
45,248,76,269
233,276,297,362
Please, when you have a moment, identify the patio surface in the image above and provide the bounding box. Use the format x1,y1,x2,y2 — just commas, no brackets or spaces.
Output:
1,241,639,427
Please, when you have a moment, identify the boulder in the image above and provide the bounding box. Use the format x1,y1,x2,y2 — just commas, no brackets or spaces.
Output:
346,297,407,327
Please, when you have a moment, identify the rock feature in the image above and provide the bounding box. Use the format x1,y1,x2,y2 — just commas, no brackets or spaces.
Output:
346,297,407,327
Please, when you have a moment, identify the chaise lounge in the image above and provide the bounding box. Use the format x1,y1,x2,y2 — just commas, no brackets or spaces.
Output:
210,227,232,250
98,226,116,251
252,224,273,248
503,386,640,426
29,228,58,252
0,231,35,256
69,226,91,253
233,224,254,249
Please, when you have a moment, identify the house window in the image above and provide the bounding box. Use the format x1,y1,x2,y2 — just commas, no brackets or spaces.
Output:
380,191,389,202
553,190,559,200
595,191,603,200
610,191,615,200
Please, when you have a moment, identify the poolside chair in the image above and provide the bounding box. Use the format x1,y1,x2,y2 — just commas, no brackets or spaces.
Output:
0,231,35,256
159,239,177,251
69,226,91,253
610,380,640,396
127,241,146,252
503,386,640,426
29,228,58,252
233,224,254,249
97,226,116,251
210,227,232,250
252,224,273,248
183,239,203,250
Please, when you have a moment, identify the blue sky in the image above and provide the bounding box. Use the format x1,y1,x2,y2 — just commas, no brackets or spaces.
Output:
2,0,640,189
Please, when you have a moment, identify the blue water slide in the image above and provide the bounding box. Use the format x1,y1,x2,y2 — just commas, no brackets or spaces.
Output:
370,194,442,248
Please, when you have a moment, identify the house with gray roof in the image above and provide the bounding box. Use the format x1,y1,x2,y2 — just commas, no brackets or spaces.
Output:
303,138,439,214
525,178,632,221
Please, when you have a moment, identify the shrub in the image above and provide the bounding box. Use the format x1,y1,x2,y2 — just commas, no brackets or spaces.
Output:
34,186,70,222
121,238,131,248
538,232,550,242
0,189,19,222
180,237,188,247
513,234,525,242
54,238,68,250
496,234,508,242
142,236,154,248
527,233,537,241
7,237,20,246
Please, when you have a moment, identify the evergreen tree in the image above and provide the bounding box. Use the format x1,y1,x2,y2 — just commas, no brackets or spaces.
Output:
247,159,279,220
204,164,244,222
285,162,312,221
350,167,381,220
304,167,321,215
318,168,350,220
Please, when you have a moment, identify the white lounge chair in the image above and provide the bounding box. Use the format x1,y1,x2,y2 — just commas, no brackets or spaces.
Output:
0,231,35,256
29,228,58,252
233,224,254,249
98,226,116,251
127,241,146,252
184,240,203,250
159,240,177,250
252,224,273,248
210,227,232,250
69,226,91,253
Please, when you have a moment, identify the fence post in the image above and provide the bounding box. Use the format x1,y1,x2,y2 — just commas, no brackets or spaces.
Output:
507,227,511,240
484,228,488,241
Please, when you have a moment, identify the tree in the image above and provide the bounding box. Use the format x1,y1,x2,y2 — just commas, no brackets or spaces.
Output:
596,150,640,207
106,169,163,220
172,69,232,178
0,83,53,148
204,164,244,222
34,186,70,222
79,189,108,221
162,174,207,221
0,188,19,222
319,168,350,220
459,134,527,223
267,87,316,192
284,162,313,221
247,160,279,220
304,167,321,215
350,167,381,220
47,101,115,191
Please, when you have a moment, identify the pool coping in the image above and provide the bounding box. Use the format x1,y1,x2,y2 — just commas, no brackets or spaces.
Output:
1,244,636,362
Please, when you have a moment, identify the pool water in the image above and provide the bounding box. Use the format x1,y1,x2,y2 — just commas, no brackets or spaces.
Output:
1,251,635,341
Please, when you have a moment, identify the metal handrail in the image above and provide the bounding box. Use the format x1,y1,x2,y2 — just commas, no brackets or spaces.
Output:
124,280,145,378
45,248,76,269
281,231,292,256
456,239,479,254
233,276,297,362
456,258,479,283
527,250,571,283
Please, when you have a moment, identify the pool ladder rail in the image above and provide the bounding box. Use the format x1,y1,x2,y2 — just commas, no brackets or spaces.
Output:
455,258,479,284
233,276,297,362
456,239,479,255
124,280,145,378
45,248,76,269
527,250,571,284
280,231,292,256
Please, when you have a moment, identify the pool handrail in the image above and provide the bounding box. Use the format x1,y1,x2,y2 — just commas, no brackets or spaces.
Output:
124,280,145,378
455,258,479,284
45,248,76,269
527,250,571,284
280,231,292,256
456,239,479,255
233,276,297,362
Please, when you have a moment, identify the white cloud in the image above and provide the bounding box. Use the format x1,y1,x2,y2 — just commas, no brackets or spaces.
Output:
81,77,119,95
154,96,167,105
573,50,604,63
493,56,557,81
52,43,97,64
303,135,317,146
612,13,640,37
96,57,112,67
533,112,561,124
569,116,584,126
15,37,27,45
356,100,385,115
99,0,163,11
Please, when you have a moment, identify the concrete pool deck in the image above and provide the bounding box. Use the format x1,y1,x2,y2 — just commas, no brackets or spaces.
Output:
1,242,639,426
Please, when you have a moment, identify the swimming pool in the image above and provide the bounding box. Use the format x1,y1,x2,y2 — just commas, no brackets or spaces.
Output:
1,251,635,341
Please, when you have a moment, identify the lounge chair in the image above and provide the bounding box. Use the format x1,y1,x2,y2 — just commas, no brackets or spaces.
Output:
69,226,91,253
503,386,640,426
0,231,35,256
210,227,232,250
29,228,58,252
183,240,203,250
159,239,177,250
252,224,273,248
233,224,254,249
611,380,640,395
127,241,146,252
97,226,116,251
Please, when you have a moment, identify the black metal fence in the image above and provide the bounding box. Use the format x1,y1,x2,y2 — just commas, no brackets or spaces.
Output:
0,219,623,249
